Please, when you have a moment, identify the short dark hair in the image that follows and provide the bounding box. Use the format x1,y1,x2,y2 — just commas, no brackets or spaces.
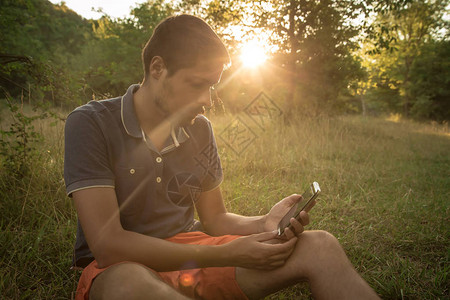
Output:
142,14,230,79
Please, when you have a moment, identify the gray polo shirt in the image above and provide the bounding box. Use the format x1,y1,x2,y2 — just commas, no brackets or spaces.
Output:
64,84,223,267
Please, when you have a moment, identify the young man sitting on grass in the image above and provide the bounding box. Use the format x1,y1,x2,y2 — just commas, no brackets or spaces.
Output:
64,14,380,300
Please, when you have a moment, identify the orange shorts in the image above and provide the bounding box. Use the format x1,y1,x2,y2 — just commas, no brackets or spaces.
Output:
74,232,248,300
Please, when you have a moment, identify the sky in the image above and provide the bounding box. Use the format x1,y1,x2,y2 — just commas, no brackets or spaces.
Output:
49,0,149,19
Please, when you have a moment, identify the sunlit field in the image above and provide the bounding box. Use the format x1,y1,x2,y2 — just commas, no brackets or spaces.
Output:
0,105,448,299
1,0,449,298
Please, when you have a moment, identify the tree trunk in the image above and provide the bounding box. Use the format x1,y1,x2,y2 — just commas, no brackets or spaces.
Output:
360,94,367,117
403,56,412,118
284,0,298,122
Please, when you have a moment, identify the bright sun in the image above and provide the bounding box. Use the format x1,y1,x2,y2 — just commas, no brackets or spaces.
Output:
240,40,268,68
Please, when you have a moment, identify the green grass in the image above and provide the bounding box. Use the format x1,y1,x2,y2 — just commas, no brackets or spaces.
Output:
215,114,449,299
0,109,449,299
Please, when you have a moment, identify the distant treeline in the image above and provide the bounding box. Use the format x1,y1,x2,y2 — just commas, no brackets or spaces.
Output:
1,0,449,121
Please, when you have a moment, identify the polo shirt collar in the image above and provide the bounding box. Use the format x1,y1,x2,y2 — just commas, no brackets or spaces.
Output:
121,84,142,138
121,84,190,147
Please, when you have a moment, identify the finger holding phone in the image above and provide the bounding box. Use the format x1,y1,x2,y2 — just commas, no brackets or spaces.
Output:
277,182,321,239
262,194,303,234
282,202,317,239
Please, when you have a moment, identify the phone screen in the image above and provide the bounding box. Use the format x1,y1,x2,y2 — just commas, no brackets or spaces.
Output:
277,182,320,236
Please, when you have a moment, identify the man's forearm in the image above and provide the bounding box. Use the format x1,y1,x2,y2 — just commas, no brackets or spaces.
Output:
97,228,230,271
204,212,267,236
97,220,293,273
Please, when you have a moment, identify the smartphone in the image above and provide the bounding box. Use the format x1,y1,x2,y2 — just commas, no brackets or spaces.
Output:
277,182,321,236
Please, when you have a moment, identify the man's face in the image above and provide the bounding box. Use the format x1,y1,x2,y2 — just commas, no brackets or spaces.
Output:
154,61,223,127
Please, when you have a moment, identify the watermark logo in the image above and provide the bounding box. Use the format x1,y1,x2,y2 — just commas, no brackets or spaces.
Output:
218,116,258,155
167,173,202,206
194,143,221,180
219,91,282,155
244,92,283,130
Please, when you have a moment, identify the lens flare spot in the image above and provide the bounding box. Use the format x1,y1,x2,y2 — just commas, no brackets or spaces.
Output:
240,40,267,68
180,273,195,287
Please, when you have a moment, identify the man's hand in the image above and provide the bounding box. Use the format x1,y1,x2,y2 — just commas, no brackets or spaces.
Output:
263,194,315,240
221,231,298,270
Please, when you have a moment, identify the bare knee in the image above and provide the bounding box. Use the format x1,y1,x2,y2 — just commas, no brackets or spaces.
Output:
298,230,341,253
308,230,340,251
292,231,346,277
90,263,172,300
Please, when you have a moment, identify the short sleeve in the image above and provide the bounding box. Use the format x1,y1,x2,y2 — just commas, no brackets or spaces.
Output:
64,111,114,196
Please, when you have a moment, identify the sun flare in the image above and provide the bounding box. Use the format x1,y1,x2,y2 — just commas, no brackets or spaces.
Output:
240,40,268,68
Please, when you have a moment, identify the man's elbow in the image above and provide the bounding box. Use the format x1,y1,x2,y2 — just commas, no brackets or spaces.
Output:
94,247,119,269
90,230,125,268
202,222,225,237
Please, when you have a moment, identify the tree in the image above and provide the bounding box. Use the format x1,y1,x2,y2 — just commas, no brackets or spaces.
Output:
242,0,367,116
0,0,91,106
365,0,449,117
175,0,244,54
73,0,174,97
409,40,450,121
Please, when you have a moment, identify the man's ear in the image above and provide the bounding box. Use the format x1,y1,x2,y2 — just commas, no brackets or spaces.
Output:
149,56,166,79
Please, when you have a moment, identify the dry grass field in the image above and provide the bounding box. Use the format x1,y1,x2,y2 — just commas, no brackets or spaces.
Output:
1,105,448,299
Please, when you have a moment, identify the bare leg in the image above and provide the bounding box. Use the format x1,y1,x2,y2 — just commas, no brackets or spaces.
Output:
236,230,380,300
89,263,191,300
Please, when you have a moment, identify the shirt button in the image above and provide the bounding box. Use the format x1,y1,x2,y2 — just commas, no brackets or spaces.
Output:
156,177,162,183
130,169,135,174
156,157,162,163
